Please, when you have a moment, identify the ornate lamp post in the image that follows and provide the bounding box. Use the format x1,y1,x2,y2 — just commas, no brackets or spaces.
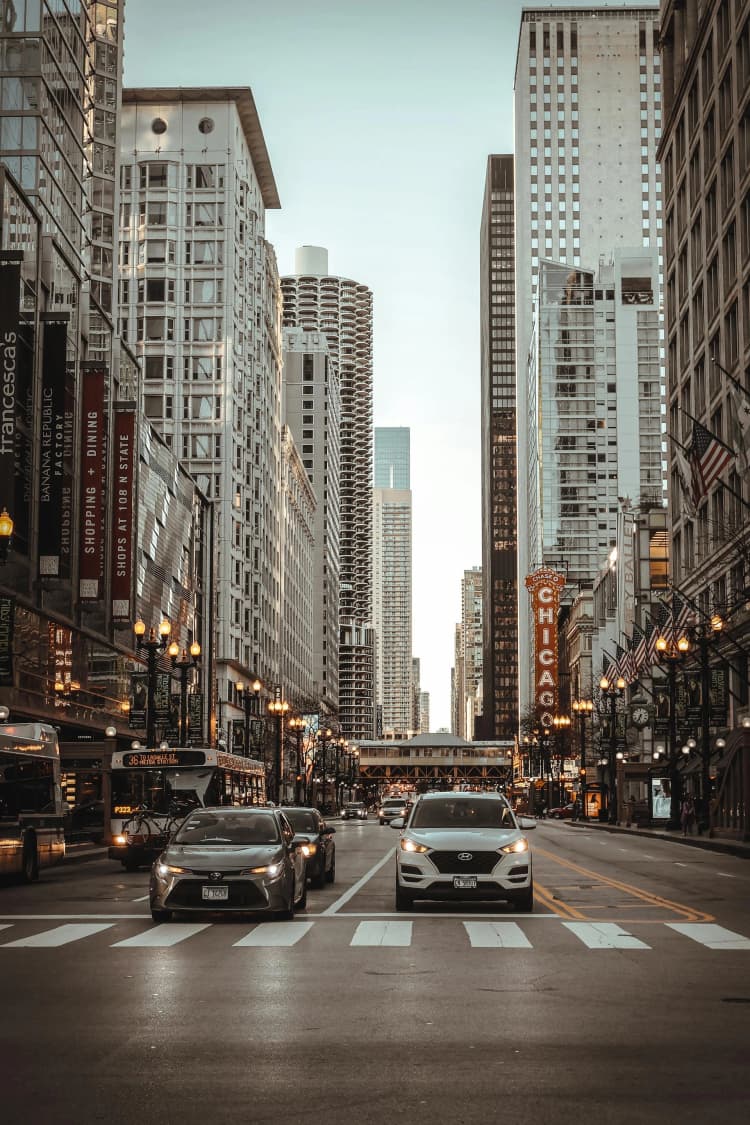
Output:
655,631,690,829
268,695,289,805
236,678,262,757
316,727,333,812
167,640,201,745
133,617,171,748
552,714,571,807
288,716,305,805
572,699,593,819
599,675,626,824
0,507,13,564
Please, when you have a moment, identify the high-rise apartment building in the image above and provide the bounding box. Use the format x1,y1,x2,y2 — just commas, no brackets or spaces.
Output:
280,426,315,703
373,427,412,737
514,6,663,712
453,568,483,740
525,249,663,584
658,0,750,716
281,247,375,741
119,88,283,746
480,155,519,739
282,328,341,713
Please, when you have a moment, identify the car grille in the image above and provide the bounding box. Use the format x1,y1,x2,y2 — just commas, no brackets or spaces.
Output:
166,880,267,909
428,851,499,875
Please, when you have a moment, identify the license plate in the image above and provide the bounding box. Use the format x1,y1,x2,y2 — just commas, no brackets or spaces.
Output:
201,885,229,901
453,876,477,890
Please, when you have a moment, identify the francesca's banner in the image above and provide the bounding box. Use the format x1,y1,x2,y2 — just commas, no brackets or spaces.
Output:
38,320,70,577
525,567,566,727
0,254,23,520
111,408,135,620
78,365,107,600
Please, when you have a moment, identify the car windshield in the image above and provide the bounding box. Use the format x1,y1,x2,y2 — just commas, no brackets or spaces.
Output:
173,812,280,845
384,799,405,808
346,803,364,810
410,799,517,830
283,809,318,832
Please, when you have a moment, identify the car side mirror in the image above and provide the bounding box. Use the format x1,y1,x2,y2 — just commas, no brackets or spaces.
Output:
518,817,537,830
389,817,405,829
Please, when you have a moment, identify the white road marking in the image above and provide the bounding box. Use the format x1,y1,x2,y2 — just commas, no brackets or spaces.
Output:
563,922,650,950
464,922,532,948
674,862,688,867
131,894,150,902
112,923,211,948
0,925,12,933
350,921,412,946
666,923,750,950
321,847,396,916
716,872,735,879
2,923,115,948
233,922,314,947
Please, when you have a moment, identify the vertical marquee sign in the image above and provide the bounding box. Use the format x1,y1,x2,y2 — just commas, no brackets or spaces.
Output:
78,365,107,600
0,253,23,526
525,567,567,728
38,318,70,577
111,407,135,621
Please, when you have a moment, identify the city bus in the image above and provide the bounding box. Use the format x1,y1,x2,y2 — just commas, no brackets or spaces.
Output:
0,721,66,881
108,746,267,869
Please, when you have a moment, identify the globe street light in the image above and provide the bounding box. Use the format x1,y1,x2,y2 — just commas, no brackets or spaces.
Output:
0,507,13,564
133,617,171,748
167,640,201,746
572,699,593,819
599,675,626,824
655,631,690,829
287,716,305,804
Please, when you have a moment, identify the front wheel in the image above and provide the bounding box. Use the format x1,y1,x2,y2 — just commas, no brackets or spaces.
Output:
325,854,336,884
296,875,307,910
511,885,534,913
278,882,295,920
151,908,171,923
395,879,414,911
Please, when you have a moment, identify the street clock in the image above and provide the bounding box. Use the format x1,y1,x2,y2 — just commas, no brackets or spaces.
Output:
630,705,650,729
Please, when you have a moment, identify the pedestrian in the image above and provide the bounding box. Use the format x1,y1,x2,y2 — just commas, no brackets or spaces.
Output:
626,794,637,827
572,798,581,821
680,794,695,836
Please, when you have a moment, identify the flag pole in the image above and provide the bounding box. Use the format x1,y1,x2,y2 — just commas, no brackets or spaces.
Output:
711,356,750,404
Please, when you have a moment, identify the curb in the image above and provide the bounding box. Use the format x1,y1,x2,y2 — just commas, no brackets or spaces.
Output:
568,820,750,860
61,845,108,866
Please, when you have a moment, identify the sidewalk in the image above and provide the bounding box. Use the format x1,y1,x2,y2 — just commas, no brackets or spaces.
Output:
62,841,108,865
567,818,750,860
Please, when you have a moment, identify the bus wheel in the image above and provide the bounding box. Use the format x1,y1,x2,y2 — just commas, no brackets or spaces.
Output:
21,835,39,883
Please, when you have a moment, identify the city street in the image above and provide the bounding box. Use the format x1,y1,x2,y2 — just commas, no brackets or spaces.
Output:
1,820,749,1125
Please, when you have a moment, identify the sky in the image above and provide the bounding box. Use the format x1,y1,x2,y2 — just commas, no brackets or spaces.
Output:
124,0,634,730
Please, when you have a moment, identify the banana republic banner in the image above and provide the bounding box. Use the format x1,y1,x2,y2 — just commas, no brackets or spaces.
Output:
0,254,23,520
38,319,72,578
111,407,135,620
78,365,107,600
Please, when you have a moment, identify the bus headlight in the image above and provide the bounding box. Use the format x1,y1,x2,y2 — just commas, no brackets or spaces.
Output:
113,834,127,846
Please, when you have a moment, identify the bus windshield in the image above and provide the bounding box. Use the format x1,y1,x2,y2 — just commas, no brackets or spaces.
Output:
111,768,218,814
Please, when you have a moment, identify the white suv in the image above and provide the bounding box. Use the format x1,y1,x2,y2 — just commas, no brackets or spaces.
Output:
379,797,409,825
391,791,535,912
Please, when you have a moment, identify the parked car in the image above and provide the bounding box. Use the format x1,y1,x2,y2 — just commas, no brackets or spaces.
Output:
390,791,536,912
279,806,336,888
379,797,409,825
342,802,368,821
547,803,576,819
149,806,307,923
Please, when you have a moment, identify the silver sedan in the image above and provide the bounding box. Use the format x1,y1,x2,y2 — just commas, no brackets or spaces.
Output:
149,807,307,922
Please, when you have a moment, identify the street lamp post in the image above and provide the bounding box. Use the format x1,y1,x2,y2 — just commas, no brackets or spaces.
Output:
552,714,571,806
133,617,171,748
572,699,593,819
288,717,305,805
599,675,626,824
655,631,690,830
268,695,289,805
695,614,724,833
0,507,13,564
236,678,262,757
316,727,332,812
167,641,201,745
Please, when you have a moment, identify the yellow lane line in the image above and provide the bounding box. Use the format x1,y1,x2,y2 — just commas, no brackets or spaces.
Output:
533,845,713,923
534,880,588,919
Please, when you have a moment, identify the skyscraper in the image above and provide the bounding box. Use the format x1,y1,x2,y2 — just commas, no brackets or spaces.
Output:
453,568,483,740
480,155,519,740
373,427,412,737
119,87,284,745
514,6,663,713
281,247,375,741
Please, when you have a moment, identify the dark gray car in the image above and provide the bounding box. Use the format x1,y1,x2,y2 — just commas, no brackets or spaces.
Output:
149,807,307,922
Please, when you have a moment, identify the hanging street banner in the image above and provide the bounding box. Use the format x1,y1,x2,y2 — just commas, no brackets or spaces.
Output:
111,407,135,620
0,595,15,686
188,692,204,745
78,365,107,600
129,672,148,729
38,319,70,577
525,567,567,728
0,254,23,522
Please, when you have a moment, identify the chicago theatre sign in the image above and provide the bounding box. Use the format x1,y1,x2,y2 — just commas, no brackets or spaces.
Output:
525,568,566,727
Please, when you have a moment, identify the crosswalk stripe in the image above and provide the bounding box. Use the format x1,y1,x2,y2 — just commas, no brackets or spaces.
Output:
563,922,650,950
464,922,532,949
0,925,12,933
666,923,750,950
112,923,211,948
2,923,115,948
350,921,412,947
233,922,314,947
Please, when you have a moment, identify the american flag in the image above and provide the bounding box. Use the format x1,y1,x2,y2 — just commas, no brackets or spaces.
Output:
670,591,695,633
689,419,734,502
647,603,671,663
631,623,648,676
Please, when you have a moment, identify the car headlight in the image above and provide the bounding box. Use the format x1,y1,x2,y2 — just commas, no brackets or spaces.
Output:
501,838,529,854
245,862,282,876
156,862,188,877
400,837,429,854
300,843,317,857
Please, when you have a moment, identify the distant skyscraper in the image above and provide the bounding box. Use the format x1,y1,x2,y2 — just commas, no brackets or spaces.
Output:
480,155,519,740
281,247,375,741
453,568,483,740
373,427,412,737
513,6,663,712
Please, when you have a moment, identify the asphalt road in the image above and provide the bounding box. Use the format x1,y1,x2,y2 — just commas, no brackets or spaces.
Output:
1,820,749,1125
